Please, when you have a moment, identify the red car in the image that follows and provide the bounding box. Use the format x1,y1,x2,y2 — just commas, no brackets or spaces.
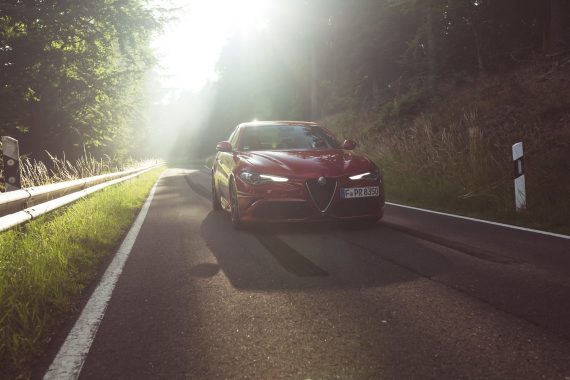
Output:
211,121,385,228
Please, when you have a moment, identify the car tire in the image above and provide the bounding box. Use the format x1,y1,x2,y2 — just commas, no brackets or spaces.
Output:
212,177,222,211
229,178,242,229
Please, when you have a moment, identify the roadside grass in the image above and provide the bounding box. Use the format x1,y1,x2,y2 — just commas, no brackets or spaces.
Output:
369,117,569,235
322,62,570,235
0,148,155,191
0,167,163,380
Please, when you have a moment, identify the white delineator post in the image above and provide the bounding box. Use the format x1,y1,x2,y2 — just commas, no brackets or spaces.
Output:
512,142,526,212
1,136,21,192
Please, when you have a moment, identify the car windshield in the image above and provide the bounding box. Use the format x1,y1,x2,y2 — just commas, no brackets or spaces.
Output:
238,125,341,151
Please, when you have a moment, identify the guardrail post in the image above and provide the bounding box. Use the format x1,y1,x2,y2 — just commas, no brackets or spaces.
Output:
1,136,21,192
512,142,526,212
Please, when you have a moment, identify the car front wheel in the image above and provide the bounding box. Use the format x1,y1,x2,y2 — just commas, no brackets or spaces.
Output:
229,179,242,229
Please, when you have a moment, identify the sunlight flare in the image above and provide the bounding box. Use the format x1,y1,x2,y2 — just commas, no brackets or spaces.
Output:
151,0,269,93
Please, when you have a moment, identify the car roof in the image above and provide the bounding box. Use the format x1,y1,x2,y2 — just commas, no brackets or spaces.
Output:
239,120,320,128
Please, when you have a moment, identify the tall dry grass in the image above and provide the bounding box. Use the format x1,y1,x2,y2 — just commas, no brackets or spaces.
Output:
0,149,149,192
364,110,519,197
324,106,569,233
321,57,570,233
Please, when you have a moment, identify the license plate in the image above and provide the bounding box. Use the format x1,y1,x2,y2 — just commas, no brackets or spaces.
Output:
340,186,380,199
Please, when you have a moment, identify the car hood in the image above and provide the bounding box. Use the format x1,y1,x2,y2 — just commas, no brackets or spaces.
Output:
237,149,375,178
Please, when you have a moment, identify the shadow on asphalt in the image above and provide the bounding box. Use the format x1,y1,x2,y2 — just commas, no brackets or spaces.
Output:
177,168,452,291
199,208,456,291
189,263,221,278
182,169,570,341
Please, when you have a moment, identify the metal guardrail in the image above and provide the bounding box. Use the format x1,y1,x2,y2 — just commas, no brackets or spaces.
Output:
0,165,159,216
0,163,161,233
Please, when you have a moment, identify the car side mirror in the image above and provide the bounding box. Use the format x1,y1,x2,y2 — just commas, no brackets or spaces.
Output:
342,139,357,150
216,141,232,152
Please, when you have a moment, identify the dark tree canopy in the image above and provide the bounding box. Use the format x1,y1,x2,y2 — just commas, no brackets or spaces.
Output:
0,0,161,158
197,0,569,155
1,1,568,159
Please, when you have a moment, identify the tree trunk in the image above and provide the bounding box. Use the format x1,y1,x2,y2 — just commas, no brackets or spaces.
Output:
310,38,319,121
471,23,485,76
426,2,437,93
547,0,566,52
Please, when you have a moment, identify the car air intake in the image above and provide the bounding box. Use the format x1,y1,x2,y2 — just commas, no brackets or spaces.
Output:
306,178,337,212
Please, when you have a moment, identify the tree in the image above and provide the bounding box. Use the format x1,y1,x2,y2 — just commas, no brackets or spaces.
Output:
0,0,161,158
193,0,570,155
546,0,568,52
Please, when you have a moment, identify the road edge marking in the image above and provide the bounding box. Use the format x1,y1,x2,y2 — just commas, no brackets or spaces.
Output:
43,174,163,380
386,202,570,240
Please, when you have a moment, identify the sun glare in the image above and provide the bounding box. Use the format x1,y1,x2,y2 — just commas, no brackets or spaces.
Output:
151,0,269,95
230,0,269,35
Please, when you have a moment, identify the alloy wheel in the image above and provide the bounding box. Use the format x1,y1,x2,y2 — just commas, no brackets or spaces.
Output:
229,180,242,228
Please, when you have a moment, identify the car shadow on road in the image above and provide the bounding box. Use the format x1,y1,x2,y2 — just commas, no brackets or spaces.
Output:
199,209,454,291
179,166,454,291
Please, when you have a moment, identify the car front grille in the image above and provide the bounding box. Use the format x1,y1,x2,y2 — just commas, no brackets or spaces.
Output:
306,178,337,212
253,201,312,220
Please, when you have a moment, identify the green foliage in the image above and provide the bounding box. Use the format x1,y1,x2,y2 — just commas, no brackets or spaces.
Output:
378,85,430,125
357,61,570,234
198,0,569,144
0,168,163,380
0,0,161,158
197,0,570,232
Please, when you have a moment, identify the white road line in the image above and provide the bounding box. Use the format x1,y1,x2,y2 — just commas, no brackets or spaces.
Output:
386,202,570,240
43,175,162,380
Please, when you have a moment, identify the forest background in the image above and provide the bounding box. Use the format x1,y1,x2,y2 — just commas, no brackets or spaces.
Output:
1,0,569,232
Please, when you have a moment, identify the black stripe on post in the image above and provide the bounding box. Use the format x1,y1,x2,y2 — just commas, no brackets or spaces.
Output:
2,136,21,191
513,157,524,179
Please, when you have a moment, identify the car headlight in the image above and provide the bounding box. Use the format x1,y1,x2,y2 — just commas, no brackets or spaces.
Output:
239,171,289,185
349,169,379,180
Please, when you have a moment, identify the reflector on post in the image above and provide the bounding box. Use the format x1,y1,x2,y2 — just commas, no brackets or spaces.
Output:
2,136,21,192
512,142,526,212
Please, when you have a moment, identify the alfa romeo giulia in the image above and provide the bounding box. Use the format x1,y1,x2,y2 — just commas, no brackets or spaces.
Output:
211,121,385,228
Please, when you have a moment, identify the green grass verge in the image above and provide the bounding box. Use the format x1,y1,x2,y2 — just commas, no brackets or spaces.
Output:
379,163,570,236
0,167,164,380
364,143,570,236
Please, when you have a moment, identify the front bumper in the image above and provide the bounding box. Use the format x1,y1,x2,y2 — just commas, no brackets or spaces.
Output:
235,176,385,223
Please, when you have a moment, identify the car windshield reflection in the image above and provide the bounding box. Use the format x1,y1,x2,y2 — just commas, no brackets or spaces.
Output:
239,125,341,151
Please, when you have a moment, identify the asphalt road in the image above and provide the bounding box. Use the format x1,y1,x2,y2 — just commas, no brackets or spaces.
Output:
51,168,570,379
